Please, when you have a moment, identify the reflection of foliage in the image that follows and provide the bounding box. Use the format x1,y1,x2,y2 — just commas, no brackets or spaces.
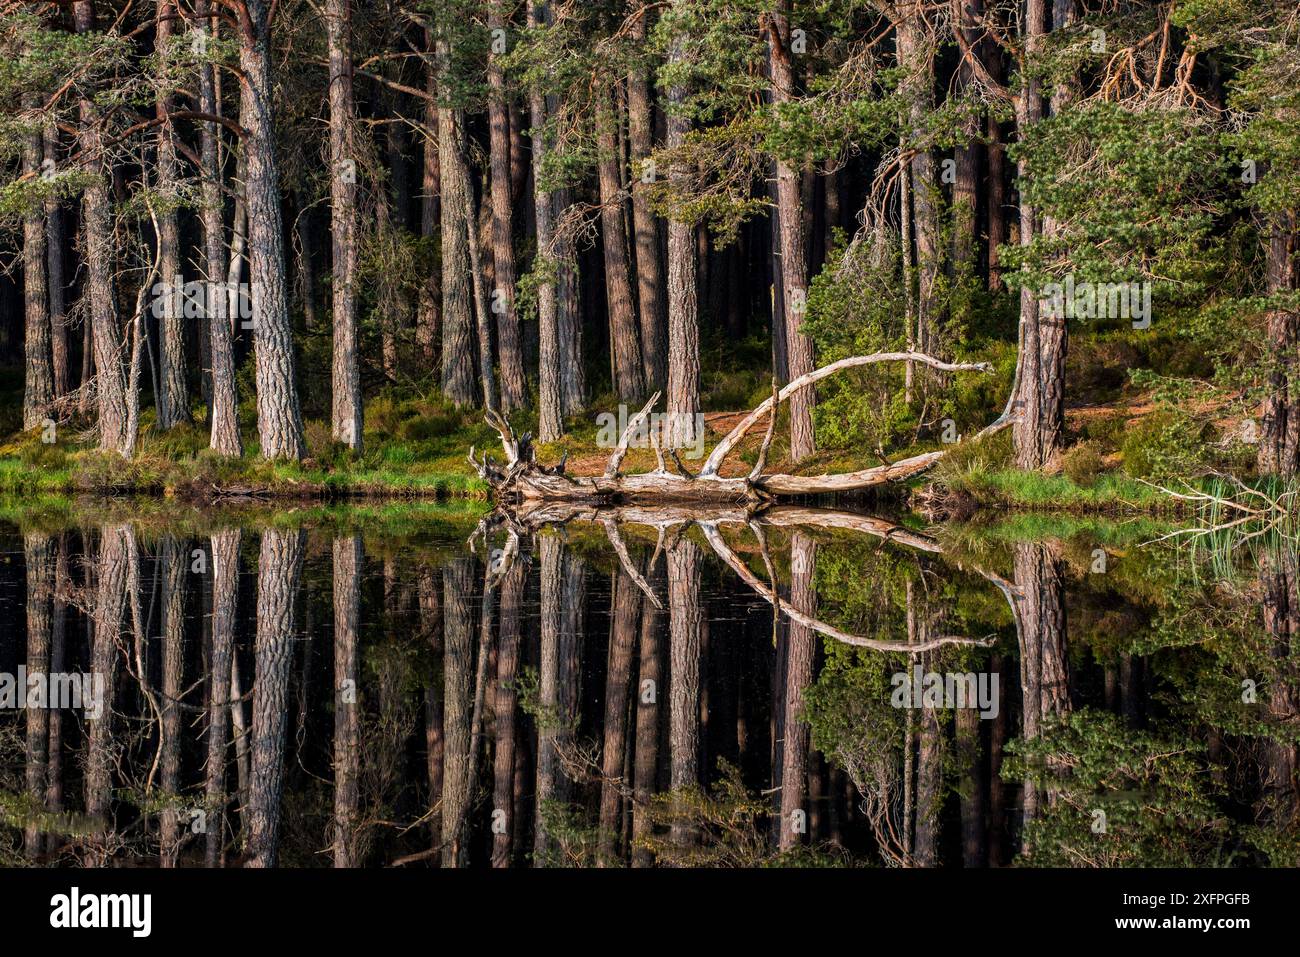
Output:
512,665,577,735
1003,709,1233,867
636,762,850,868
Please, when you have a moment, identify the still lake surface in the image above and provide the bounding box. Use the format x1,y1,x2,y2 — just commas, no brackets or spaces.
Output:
0,500,1294,867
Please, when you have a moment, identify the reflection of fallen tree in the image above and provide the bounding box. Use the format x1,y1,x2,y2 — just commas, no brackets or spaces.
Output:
469,352,1015,505
471,503,1013,655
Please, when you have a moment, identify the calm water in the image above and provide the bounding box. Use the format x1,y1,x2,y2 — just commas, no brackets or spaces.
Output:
0,502,1294,867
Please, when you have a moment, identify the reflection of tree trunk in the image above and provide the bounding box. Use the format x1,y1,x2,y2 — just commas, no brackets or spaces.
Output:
1258,550,1299,822
420,569,444,855
956,705,986,867
987,653,1007,866
779,533,816,850
48,539,68,818
1012,541,1069,830
159,536,187,866
914,648,942,867
87,525,129,864
632,558,664,867
23,535,53,856
534,536,584,862
667,539,702,850
206,529,240,867
441,558,475,867
246,529,305,867
333,536,362,867
491,561,525,867
600,568,640,863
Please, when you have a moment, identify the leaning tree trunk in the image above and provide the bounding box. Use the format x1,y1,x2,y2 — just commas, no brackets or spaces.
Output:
766,7,815,462
246,528,306,867
327,0,363,450
21,93,53,431
489,0,528,411
597,83,646,403
198,4,241,456
155,0,190,430
629,3,666,392
240,0,306,460
76,1,129,454
1258,214,1299,476
664,18,701,447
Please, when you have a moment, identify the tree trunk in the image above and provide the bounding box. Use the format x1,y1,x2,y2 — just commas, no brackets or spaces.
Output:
240,0,306,460
530,1,564,440
489,0,528,411
23,535,53,856
599,567,640,863
665,22,701,447
43,124,69,399
766,8,815,462
21,94,53,431
490,560,525,867
629,4,666,391
1011,0,1065,469
417,34,442,365
86,524,129,864
75,3,129,453
198,4,241,456
155,0,189,430
597,85,645,402
327,0,363,450
437,39,478,407
246,528,305,867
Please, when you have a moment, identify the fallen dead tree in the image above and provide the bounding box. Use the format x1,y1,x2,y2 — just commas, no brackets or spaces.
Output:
468,351,1015,505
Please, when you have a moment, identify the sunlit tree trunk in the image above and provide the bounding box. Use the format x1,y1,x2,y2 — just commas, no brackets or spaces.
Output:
239,0,306,460
327,0,363,450
766,6,814,461
75,3,129,454
665,17,700,447
489,0,527,411
155,0,189,430
628,3,666,391
437,39,479,407
246,528,305,867
198,5,241,456
21,94,53,432
44,124,69,398
597,85,645,402
529,1,564,440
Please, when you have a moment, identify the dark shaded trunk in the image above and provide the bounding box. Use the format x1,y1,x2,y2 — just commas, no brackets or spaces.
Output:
1258,215,1299,475
667,538,702,850
490,560,525,867
333,535,362,866
778,532,816,849
599,567,640,863
23,534,53,856
441,557,475,866
597,85,645,402
158,536,187,866
205,528,240,867
44,124,69,398
21,94,53,431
